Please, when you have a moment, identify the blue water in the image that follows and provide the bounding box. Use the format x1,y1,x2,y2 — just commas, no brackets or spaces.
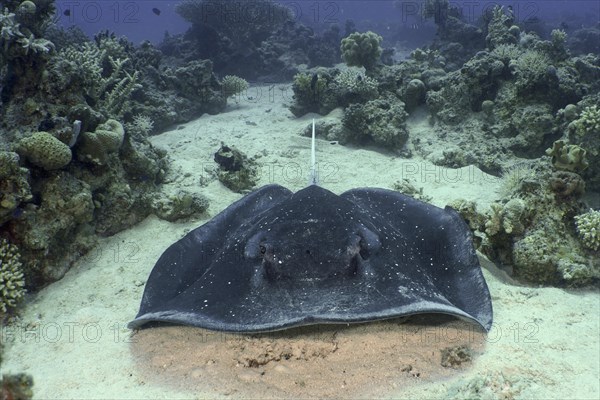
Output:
55,0,600,45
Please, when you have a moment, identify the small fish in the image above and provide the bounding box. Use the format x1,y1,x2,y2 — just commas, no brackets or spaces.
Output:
152,7,161,16
310,74,318,91
63,9,71,16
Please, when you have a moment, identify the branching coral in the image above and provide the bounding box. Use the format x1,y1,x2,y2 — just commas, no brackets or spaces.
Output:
0,8,23,42
0,3,54,60
0,238,25,313
491,43,521,64
59,42,140,117
126,114,154,137
485,6,517,49
102,69,140,116
572,105,600,137
574,209,600,251
17,32,53,54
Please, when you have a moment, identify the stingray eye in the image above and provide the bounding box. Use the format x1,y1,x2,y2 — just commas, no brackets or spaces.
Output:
259,245,267,255
357,226,381,260
359,238,371,260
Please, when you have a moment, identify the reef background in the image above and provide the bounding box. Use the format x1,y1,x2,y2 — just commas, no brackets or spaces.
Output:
3,85,600,399
1,0,599,397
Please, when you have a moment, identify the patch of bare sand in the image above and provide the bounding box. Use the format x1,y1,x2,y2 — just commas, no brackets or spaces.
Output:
130,316,487,398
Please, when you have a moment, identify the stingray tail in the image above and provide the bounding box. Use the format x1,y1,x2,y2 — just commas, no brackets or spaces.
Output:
309,118,319,186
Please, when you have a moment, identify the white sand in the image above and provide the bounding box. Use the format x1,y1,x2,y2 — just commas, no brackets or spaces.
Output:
2,84,599,399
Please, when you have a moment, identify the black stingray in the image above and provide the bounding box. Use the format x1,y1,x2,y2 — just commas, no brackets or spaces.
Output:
129,184,493,332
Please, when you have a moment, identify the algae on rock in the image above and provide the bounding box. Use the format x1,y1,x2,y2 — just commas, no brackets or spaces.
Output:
214,144,259,193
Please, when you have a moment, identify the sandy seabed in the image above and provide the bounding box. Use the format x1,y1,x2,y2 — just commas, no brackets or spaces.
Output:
2,84,599,399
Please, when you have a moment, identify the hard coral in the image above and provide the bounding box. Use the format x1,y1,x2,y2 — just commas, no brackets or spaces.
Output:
341,96,409,148
574,209,600,251
0,238,25,313
332,68,379,106
290,69,336,117
0,151,31,224
16,132,72,170
76,119,124,165
572,105,600,137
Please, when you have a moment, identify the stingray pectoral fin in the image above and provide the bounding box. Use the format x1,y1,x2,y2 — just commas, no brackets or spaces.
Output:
340,187,493,331
129,184,292,328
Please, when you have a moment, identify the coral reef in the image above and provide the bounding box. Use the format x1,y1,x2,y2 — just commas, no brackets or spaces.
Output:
392,179,432,203
402,79,426,111
566,101,600,191
214,144,258,193
0,238,25,313
16,132,72,170
76,119,125,165
0,151,31,225
289,69,337,117
332,68,379,107
570,104,600,138
173,0,339,80
545,140,589,172
548,171,585,199
151,191,209,222
485,6,517,49
0,373,34,400
220,75,249,97
0,1,56,103
478,162,598,286
574,209,600,251
409,5,599,178
7,171,96,283
341,95,409,149
485,198,529,236
340,31,383,73
169,60,227,116
125,115,154,137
